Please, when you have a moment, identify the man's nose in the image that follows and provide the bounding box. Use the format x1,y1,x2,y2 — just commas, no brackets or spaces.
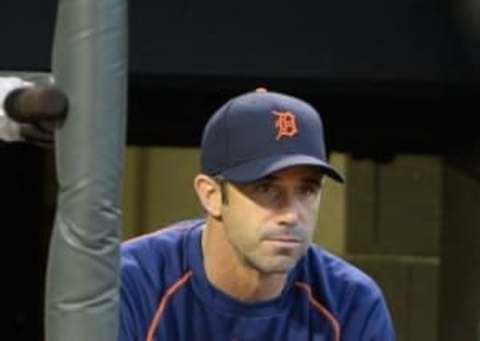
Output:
277,194,301,227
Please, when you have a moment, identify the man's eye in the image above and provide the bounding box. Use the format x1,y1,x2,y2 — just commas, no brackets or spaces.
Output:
255,182,274,193
300,184,319,197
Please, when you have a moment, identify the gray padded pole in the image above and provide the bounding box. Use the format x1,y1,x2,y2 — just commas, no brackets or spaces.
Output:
45,0,127,340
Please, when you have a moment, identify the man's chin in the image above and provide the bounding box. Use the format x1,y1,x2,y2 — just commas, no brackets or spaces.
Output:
256,256,300,274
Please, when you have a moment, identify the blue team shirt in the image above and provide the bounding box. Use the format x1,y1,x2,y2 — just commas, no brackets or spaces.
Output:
120,219,396,341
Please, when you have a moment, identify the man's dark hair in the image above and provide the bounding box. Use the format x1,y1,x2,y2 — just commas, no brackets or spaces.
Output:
213,175,229,205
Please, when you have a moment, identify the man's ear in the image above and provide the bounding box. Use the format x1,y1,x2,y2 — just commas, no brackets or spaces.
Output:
194,174,223,219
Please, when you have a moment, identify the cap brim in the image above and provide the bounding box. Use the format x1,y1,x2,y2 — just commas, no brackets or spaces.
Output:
220,154,344,184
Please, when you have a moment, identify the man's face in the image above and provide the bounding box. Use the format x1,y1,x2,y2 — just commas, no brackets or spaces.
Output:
221,166,323,274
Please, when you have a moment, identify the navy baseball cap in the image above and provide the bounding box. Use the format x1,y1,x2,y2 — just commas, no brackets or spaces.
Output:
200,89,344,183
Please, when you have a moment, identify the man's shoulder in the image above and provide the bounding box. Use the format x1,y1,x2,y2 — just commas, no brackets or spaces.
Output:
121,218,204,265
303,245,384,301
301,246,396,339
120,219,204,288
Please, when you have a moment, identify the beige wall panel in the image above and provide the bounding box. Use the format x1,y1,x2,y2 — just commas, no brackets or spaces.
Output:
377,155,442,256
122,147,203,238
409,262,439,341
440,159,480,341
345,157,377,252
346,155,442,256
314,152,348,254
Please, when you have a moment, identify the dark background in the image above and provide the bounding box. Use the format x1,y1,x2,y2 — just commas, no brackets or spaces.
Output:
1,0,479,155
1,0,479,339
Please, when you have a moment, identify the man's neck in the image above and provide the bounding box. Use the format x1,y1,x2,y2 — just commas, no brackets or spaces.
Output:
202,220,288,303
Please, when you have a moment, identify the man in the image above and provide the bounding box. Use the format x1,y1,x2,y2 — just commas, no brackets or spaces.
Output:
0,76,66,147
120,89,396,340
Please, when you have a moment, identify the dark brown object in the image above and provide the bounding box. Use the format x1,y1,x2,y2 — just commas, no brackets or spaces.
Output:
4,86,68,123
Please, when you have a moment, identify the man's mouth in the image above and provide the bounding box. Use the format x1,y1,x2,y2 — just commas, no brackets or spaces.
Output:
265,236,302,244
